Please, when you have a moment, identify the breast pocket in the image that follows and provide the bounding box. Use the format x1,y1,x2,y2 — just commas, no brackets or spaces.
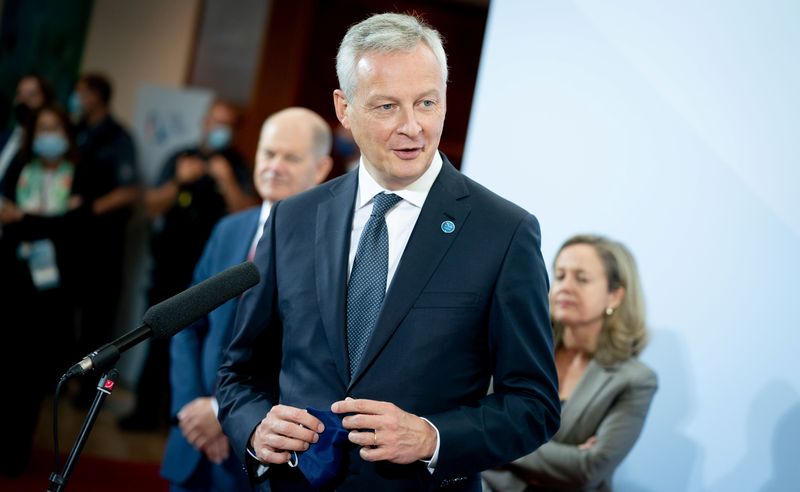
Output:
408,291,483,342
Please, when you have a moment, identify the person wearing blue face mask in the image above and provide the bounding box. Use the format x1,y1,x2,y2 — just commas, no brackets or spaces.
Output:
120,100,257,431
0,103,87,476
206,123,233,152
0,104,85,271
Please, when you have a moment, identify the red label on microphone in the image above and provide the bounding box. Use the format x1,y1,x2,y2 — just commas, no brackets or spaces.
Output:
103,380,115,390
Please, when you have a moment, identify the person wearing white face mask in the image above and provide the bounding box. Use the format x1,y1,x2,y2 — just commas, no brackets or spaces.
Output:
0,103,86,476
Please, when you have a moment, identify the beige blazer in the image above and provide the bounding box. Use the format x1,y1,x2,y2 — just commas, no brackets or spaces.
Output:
482,357,657,492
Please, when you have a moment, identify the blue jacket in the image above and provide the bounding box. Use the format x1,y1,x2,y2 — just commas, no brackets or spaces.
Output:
161,206,261,488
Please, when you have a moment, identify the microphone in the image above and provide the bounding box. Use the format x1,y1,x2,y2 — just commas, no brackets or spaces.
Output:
64,261,260,378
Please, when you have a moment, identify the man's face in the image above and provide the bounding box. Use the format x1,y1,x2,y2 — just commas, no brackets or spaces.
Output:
333,44,446,190
254,115,330,202
16,77,45,109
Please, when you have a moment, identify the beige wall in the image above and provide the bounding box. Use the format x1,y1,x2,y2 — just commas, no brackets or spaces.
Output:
80,0,201,126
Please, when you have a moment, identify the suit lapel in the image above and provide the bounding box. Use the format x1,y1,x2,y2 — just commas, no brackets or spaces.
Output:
221,209,261,341
560,360,614,438
316,173,357,388
348,159,471,389
238,209,262,260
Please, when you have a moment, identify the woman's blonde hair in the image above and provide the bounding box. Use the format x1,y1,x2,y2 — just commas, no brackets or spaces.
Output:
552,234,648,366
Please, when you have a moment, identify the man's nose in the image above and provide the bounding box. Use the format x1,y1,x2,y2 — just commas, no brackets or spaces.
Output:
397,108,422,137
267,157,284,173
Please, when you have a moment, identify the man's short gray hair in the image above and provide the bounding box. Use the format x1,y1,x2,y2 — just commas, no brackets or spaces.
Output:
336,13,448,101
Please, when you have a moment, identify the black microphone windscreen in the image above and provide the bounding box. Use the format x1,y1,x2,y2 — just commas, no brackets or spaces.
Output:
142,262,260,339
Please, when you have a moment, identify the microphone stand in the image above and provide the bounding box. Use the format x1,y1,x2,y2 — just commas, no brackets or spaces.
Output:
48,368,120,492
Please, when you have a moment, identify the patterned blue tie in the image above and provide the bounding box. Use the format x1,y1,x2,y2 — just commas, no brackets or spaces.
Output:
347,192,403,378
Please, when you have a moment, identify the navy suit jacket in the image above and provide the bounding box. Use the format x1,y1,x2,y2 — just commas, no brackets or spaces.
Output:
217,157,561,491
161,206,260,487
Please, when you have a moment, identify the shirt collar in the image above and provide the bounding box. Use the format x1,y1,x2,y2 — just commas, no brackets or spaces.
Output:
355,151,442,210
258,201,272,227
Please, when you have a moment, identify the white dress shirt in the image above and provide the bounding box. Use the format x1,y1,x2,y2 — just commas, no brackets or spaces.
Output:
347,152,442,287
248,201,272,260
348,152,444,471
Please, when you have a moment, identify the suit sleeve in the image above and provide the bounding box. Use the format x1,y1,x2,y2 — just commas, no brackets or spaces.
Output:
216,202,283,465
482,469,528,492
168,223,221,416
426,214,561,479
509,367,657,488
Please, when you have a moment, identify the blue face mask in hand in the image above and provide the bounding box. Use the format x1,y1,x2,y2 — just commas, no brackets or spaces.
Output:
206,125,233,151
291,407,351,489
33,133,69,160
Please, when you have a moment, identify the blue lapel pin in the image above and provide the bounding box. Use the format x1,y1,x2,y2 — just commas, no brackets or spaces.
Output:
441,220,455,234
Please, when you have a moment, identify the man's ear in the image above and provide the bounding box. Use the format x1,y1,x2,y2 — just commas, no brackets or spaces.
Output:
333,89,350,129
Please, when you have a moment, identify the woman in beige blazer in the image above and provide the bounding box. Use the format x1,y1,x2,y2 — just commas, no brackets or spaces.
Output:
483,234,657,492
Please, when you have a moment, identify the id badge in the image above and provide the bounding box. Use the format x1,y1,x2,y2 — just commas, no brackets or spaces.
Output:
18,239,61,290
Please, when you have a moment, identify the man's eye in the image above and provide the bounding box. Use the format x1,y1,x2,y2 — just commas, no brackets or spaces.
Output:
422,100,434,107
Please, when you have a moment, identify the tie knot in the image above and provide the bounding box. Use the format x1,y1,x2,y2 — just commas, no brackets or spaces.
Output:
370,193,402,218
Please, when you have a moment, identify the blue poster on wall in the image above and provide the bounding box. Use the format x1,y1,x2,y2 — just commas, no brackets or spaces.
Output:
133,84,214,185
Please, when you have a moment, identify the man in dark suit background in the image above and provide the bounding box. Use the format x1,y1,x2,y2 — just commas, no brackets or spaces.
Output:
161,107,333,492
217,13,561,491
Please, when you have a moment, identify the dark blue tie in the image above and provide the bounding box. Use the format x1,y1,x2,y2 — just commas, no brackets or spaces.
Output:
347,192,403,378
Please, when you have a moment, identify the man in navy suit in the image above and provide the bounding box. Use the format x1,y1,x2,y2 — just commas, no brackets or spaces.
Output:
161,108,333,492
217,13,561,491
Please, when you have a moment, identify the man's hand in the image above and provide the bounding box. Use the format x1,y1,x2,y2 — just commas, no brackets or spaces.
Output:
331,398,437,464
202,433,230,464
175,155,207,185
178,397,223,450
250,405,324,465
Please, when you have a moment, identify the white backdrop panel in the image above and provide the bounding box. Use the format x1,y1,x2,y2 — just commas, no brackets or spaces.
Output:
462,1,800,490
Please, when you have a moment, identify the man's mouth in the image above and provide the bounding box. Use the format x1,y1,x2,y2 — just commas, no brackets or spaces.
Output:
392,147,423,160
